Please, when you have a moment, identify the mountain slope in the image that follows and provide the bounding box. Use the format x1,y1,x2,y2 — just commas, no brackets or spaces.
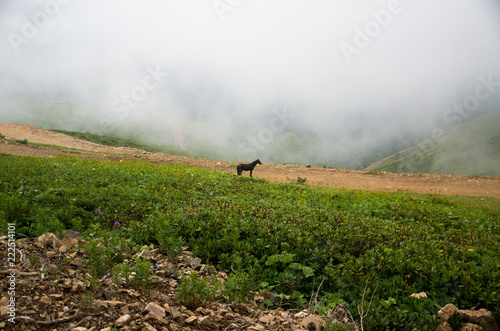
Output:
373,110,500,176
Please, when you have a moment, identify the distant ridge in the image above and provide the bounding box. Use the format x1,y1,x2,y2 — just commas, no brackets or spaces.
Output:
371,110,500,177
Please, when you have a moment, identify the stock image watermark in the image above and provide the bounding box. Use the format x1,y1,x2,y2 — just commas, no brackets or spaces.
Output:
6,223,17,324
238,106,296,160
401,74,499,170
442,74,500,127
340,0,403,64
7,0,72,54
213,0,244,21
99,65,168,133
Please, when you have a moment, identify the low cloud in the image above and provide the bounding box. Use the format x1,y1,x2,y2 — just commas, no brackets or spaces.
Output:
1,0,500,167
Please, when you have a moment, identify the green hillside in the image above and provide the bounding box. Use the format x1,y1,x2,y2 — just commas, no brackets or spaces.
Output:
374,110,500,177
1,154,499,330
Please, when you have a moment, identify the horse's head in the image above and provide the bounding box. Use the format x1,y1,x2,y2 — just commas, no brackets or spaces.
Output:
256,159,262,165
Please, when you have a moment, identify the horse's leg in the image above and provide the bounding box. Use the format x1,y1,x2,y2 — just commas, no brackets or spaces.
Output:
250,170,253,177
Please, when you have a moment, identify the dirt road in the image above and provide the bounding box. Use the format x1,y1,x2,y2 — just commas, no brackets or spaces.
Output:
1,123,499,199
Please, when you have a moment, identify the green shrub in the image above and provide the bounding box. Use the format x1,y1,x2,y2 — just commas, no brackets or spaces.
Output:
157,232,184,258
113,261,133,285
84,228,129,278
177,271,220,309
114,257,154,289
133,257,154,288
222,270,256,303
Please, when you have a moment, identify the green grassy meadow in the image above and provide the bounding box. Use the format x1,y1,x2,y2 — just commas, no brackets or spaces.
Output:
1,154,499,329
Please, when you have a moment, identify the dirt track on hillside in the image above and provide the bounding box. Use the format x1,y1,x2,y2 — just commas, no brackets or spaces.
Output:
1,123,499,199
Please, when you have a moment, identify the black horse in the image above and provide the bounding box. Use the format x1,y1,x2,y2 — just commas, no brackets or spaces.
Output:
237,159,262,177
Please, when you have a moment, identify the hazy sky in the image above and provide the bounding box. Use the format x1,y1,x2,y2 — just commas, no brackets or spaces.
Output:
1,0,500,163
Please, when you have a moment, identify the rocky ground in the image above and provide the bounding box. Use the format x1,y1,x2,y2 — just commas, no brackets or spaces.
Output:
0,232,339,331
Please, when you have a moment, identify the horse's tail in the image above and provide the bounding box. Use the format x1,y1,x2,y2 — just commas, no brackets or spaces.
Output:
237,164,243,175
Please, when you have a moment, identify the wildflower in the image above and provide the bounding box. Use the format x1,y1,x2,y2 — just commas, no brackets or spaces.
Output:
408,275,411,278
114,221,121,227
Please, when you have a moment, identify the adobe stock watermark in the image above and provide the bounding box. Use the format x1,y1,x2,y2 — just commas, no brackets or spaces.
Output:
442,74,500,128
99,65,168,133
213,0,243,21
402,74,499,170
340,0,403,64
238,106,296,160
7,0,72,54
6,223,17,324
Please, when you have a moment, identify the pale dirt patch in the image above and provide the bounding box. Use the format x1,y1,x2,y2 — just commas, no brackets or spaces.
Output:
1,123,499,199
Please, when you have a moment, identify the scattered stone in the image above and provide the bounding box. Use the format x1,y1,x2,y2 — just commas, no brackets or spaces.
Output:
259,314,274,324
38,233,61,248
71,280,85,292
185,256,202,268
437,321,453,331
144,302,165,318
185,316,197,324
94,300,126,309
294,310,309,319
171,307,182,319
300,314,326,331
0,306,10,316
460,323,483,331
459,308,499,331
439,303,459,321
70,257,84,267
143,322,158,331
198,315,211,325
410,292,428,299
116,314,132,327
39,295,52,305
145,312,169,325
254,295,264,303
